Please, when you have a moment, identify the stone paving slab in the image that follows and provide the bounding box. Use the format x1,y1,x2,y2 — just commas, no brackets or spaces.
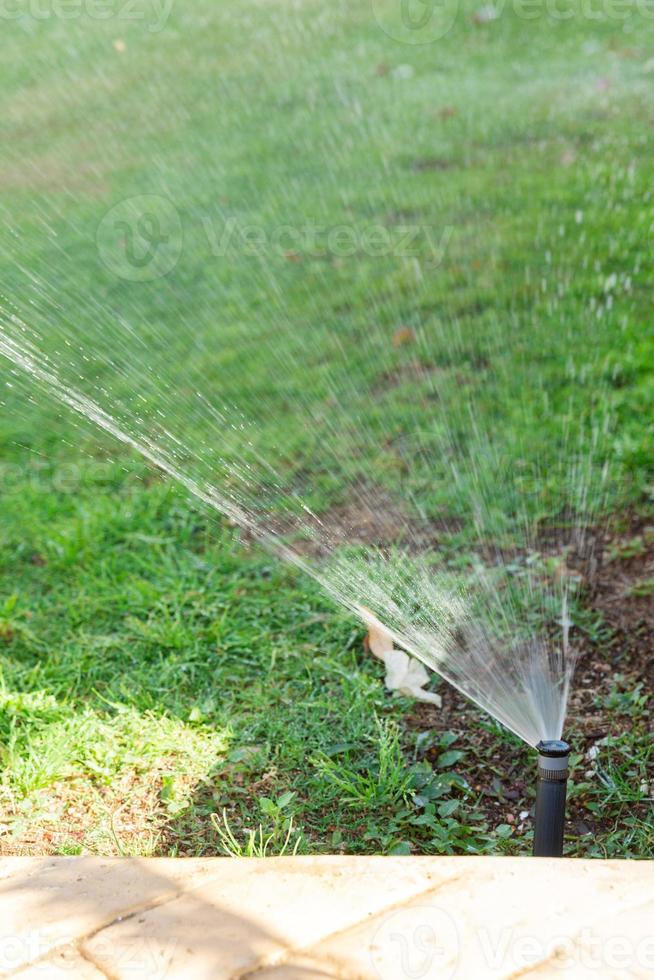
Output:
0,857,652,978
0,857,222,975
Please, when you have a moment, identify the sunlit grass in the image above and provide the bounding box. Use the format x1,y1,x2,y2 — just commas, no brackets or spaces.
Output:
0,1,652,855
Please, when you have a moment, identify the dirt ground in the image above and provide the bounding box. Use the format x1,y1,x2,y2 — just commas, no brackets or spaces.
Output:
406,513,653,848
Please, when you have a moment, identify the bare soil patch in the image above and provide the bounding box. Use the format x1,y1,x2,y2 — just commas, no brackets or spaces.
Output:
242,482,457,559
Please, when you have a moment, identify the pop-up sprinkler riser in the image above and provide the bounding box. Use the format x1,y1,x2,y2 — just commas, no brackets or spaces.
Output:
533,739,570,857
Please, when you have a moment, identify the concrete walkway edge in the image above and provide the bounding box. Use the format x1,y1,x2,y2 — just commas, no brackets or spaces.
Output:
1,856,652,978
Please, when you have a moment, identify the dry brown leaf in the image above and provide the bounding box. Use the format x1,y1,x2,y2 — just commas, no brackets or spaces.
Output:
392,326,415,348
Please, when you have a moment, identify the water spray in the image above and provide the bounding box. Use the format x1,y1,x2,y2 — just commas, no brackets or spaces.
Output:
533,739,570,857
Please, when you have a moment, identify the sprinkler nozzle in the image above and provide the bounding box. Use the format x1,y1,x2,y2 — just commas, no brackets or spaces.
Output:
532,739,570,858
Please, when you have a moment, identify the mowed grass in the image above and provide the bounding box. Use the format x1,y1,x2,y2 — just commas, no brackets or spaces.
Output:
0,476,497,856
0,1,653,855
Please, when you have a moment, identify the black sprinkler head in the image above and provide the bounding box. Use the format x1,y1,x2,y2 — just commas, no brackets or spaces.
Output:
532,739,570,858
536,739,570,757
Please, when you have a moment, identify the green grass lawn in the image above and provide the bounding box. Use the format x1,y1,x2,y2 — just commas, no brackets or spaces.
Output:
0,1,653,856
